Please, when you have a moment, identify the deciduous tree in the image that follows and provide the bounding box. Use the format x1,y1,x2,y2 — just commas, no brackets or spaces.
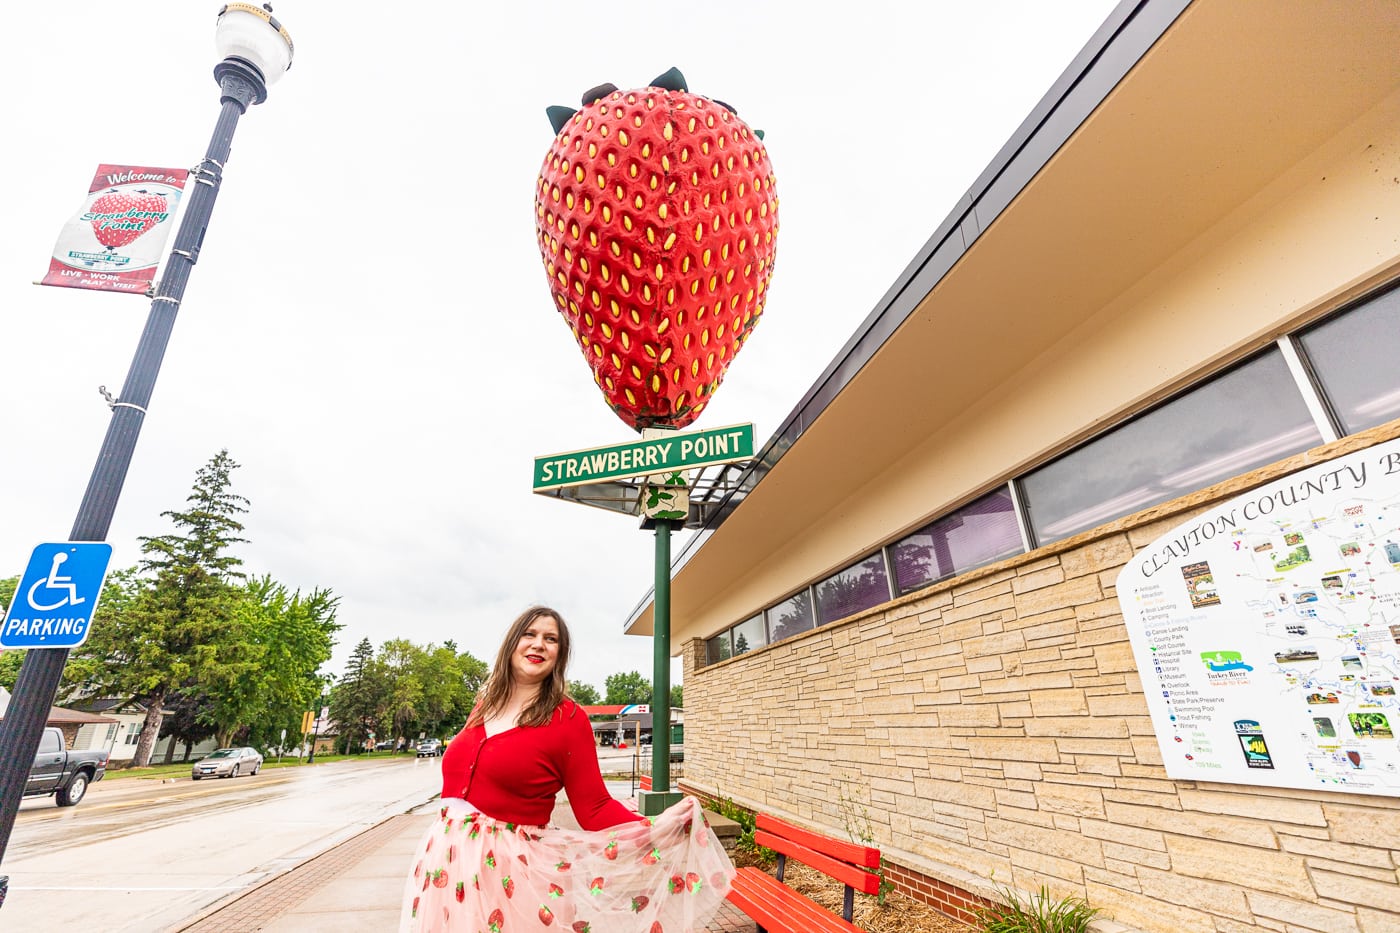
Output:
569,681,601,706
0,574,20,693
203,577,340,748
604,670,652,705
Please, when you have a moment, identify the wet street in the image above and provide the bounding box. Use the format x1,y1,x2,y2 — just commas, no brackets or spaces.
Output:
2,755,441,932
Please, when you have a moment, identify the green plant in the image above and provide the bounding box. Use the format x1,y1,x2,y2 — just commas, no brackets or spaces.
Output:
973,883,1100,933
711,794,775,865
835,782,894,906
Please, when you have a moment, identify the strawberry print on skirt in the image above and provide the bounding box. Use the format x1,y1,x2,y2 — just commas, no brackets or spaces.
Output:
399,795,732,932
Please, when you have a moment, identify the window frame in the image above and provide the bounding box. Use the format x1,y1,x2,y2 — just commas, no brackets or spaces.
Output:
698,277,1400,666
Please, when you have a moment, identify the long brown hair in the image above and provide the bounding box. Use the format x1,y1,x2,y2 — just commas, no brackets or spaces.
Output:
468,606,573,729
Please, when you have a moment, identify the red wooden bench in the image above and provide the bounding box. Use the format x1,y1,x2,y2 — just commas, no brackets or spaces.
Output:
727,812,881,933
638,774,652,791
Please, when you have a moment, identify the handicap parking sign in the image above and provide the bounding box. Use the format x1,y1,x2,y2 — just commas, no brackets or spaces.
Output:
1,543,113,649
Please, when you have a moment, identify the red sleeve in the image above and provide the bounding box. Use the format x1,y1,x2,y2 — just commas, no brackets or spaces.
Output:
559,705,646,830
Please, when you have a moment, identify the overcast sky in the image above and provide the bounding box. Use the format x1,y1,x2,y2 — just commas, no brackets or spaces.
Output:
0,1,1121,692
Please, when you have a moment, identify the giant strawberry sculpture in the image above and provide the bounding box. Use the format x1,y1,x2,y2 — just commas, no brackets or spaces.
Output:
535,68,778,431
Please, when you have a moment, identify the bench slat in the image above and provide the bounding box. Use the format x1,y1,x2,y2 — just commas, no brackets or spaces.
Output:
727,884,802,933
730,867,864,933
754,829,882,895
756,813,881,869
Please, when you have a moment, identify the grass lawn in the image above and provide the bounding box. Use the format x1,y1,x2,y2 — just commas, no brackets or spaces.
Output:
102,749,415,781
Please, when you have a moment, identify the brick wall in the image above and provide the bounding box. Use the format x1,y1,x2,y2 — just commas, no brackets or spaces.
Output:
681,423,1400,933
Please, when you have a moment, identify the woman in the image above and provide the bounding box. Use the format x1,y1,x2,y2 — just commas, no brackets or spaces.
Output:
400,606,734,932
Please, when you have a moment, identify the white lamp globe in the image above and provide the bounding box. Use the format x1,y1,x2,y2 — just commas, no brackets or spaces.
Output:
215,3,294,85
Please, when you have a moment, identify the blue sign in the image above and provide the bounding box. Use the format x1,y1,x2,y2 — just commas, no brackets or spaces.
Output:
1,543,113,649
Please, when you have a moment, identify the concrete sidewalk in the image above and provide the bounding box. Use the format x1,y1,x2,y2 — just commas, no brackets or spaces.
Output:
169,794,755,932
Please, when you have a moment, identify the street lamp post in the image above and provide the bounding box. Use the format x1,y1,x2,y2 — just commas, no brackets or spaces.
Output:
0,4,293,891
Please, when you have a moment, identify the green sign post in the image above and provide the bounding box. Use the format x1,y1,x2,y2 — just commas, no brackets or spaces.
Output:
533,423,753,491
533,422,755,815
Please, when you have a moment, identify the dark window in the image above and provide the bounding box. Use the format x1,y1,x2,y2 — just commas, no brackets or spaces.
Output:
1297,284,1400,435
705,631,732,665
731,614,767,655
767,590,815,643
815,554,891,624
1020,350,1322,545
891,488,1022,594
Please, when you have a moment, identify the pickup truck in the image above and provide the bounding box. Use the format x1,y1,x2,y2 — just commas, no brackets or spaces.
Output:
27,726,108,807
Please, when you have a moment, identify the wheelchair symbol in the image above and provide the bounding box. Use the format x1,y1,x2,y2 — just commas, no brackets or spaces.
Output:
26,551,86,611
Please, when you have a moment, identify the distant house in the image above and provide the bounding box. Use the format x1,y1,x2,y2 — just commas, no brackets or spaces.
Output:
64,697,221,764
0,693,117,750
67,698,148,761
46,705,120,751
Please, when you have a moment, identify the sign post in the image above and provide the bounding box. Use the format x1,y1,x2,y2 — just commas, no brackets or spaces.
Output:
306,698,324,764
534,425,754,814
643,506,683,815
0,8,293,874
530,66,777,823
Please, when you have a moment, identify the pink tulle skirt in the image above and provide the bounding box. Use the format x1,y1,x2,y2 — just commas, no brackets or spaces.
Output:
399,795,734,933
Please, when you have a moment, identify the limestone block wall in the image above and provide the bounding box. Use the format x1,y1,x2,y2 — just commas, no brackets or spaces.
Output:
681,424,1400,933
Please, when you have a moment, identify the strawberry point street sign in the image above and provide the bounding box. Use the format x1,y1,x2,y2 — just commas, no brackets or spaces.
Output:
533,423,754,491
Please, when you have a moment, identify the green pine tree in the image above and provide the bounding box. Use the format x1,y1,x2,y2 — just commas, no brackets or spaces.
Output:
74,451,250,767
330,637,387,753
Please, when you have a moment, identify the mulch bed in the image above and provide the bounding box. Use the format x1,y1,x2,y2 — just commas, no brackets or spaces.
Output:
731,849,975,933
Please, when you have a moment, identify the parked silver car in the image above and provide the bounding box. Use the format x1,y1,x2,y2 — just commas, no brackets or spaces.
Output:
191,747,263,780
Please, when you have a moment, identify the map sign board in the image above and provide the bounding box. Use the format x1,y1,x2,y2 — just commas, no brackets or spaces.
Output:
1117,436,1400,796
533,423,753,491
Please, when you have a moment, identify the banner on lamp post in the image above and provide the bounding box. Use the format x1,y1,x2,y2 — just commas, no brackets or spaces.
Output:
39,163,189,295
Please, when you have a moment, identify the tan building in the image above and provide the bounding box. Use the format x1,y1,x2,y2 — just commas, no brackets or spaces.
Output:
625,1,1400,929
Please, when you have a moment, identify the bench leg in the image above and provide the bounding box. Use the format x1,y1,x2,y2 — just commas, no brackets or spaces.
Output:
843,884,855,922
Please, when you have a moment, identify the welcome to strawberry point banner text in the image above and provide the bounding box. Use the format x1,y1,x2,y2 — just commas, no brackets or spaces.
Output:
40,163,188,295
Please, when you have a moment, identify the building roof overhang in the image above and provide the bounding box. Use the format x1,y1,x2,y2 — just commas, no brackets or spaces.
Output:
627,0,1400,641
0,707,122,726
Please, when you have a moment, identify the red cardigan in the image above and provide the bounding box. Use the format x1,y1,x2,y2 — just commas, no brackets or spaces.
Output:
440,698,642,830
